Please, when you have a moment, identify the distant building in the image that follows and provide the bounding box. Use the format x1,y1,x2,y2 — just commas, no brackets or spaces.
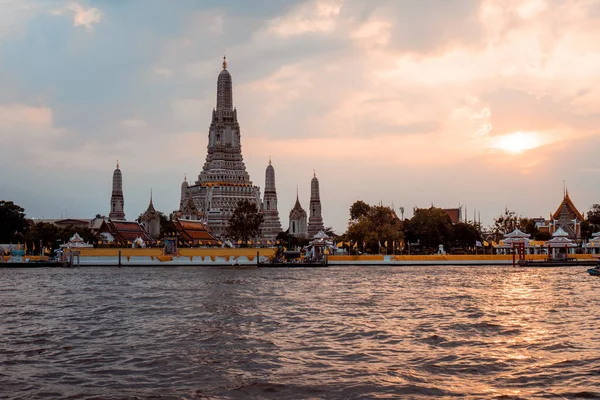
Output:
307,172,325,238
442,207,463,224
548,190,583,239
289,191,308,239
261,159,282,241
140,191,161,239
33,219,91,229
109,161,125,221
97,220,154,246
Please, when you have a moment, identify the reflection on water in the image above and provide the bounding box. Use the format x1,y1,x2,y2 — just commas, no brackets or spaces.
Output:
1,266,599,399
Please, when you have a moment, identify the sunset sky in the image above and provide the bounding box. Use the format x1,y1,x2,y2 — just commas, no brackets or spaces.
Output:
1,0,600,234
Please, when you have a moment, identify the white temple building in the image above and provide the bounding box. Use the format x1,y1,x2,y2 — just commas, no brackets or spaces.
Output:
179,57,261,238
289,191,308,239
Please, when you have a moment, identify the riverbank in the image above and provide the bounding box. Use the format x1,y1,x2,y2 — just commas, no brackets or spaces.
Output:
4,248,598,267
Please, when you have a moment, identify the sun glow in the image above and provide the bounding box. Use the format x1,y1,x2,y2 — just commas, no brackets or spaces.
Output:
492,131,541,154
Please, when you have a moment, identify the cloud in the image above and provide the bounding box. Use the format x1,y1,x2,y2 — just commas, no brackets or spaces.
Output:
3,0,600,232
268,0,343,37
0,103,53,130
67,2,102,31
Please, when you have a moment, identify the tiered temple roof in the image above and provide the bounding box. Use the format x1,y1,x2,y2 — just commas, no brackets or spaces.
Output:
174,219,219,246
98,220,154,246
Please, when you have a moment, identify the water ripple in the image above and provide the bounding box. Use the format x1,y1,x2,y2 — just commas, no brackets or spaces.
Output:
1,266,599,399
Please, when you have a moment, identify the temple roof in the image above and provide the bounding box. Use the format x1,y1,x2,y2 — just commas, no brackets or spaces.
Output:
552,227,569,237
290,193,307,219
98,220,155,244
175,219,219,245
504,228,531,238
552,191,584,221
442,208,461,224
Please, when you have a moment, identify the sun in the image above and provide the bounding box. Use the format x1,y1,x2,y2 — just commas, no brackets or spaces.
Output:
492,131,541,154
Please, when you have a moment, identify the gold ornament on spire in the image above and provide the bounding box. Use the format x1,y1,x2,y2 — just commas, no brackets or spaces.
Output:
222,55,227,69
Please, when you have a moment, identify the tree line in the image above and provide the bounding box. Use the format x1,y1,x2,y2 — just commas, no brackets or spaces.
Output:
3,199,600,254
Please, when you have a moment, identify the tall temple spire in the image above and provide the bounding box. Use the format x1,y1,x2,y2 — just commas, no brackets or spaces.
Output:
179,56,261,238
308,171,324,238
109,162,125,220
261,158,282,240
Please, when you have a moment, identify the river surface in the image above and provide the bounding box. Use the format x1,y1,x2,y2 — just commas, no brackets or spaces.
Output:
1,266,599,399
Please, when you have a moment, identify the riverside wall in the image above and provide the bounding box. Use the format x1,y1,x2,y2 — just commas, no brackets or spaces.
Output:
46,249,599,267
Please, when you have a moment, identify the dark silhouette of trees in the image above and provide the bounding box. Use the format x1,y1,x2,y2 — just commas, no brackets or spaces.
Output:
0,201,27,243
226,200,263,247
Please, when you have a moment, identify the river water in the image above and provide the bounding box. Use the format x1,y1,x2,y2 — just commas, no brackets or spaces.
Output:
1,266,599,399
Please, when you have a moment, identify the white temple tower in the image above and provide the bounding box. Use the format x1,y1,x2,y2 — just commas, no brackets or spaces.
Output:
180,57,261,237
307,171,324,238
261,158,282,241
289,189,308,239
109,161,125,220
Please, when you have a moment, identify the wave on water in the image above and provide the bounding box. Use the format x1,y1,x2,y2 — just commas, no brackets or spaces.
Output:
1,265,598,399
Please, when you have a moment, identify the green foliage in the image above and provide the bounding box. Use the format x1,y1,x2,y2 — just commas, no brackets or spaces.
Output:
451,222,482,249
404,207,453,251
323,226,337,238
492,208,518,238
349,200,371,221
226,200,264,246
0,201,27,243
23,222,99,254
347,203,403,254
580,219,594,240
588,204,600,225
159,212,177,238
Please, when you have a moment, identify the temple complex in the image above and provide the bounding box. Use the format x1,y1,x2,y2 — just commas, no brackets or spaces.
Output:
109,161,125,220
179,57,261,238
261,158,282,241
307,171,324,238
289,190,308,238
140,190,161,239
549,189,583,239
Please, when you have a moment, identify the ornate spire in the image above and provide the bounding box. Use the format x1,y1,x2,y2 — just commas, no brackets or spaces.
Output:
184,173,187,182
313,169,316,178
269,156,271,166
150,188,153,206
216,56,233,111
109,162,125,220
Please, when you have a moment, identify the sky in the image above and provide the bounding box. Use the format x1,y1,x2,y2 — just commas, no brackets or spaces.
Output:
1,0,600,234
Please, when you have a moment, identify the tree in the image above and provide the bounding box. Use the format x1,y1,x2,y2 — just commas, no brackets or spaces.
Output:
404,207,453,252
346,204,403,254
323,226,337,238
158,212,177,239
349,200,371,221
225,200,264,246
491,208,518,240
0,201,27,243
451,222,482,250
